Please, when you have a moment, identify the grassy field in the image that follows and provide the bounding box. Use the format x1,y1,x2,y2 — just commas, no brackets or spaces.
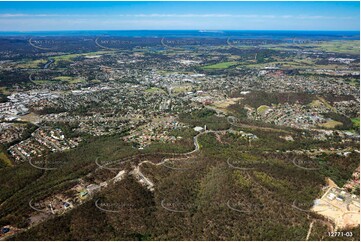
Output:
308,40,360,55
145,87,166,94
202,61,238,69
52,51,114,64
309,100,323,108
243,60,307,69
257,105,271,115
17,59,48,69
54,76,85,84
319,120,343,129
244,60,343,71
351,117,360,129
19,112,42,123
0,87,10,95
171,85,195,93
33,80,53,84
264,40,360,55
209,97,242,113
34,76,85,85
17,51,113,69
316,96,336,112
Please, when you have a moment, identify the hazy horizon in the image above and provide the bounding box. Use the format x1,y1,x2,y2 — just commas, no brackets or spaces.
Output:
0,1,359,31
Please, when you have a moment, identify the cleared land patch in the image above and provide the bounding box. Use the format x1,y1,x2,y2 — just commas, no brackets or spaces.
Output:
319,120,343,129
0,152,13,167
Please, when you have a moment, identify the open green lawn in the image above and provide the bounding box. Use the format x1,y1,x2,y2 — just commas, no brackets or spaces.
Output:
202,61,238,69
305,40,360,55
351,117,360,129
145,87,166,94
257,105,271,115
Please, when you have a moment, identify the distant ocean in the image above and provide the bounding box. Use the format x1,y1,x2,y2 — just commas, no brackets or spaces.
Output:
0,30,359,40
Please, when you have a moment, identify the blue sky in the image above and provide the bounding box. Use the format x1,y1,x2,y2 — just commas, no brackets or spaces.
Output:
0,1,359,31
